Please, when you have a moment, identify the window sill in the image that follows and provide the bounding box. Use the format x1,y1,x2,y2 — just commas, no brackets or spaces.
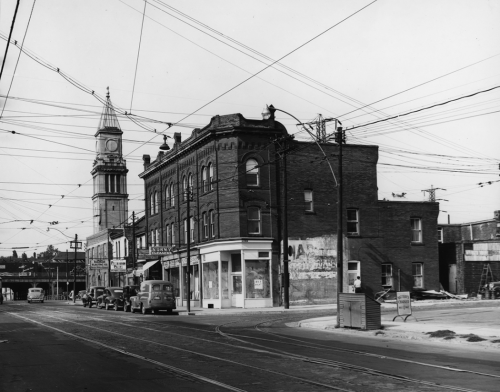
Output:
304,211,316,215
347,233,360,237
411,242,424,246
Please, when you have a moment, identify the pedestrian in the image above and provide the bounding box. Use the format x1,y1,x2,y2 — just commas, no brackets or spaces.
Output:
353,276,362,293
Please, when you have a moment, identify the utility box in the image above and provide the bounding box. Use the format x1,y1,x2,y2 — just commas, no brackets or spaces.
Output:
339,293,381,330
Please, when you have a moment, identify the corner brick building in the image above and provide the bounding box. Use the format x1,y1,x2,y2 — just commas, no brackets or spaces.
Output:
139,112,440,309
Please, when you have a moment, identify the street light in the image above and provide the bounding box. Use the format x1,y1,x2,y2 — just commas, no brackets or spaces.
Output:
262,105,342,313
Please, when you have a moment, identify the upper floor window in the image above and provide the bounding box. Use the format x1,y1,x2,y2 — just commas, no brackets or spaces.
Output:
171,222,176,245
208,163,214,190
155,229,159,246
165,186,170,208
170,183,175,207
413,263,424,288
347,208,359,235
246,159,259,186
381,264,393,287
304,190,313,212
166,224,170,246
182,176,187,201
202,166,208,193
150,194,154,215
190,217,195,242
154,192,158,214
105,174,120,194
411,218,422,243
202,212,208,239
209,210,215,238
247,207,261,234
437,227,443,243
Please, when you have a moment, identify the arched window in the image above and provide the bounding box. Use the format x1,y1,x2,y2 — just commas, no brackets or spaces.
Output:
171,222,176,245
208,163,214,190
150,230,154,246
155,229,159,246
246,159,259,186
154,191,158,214
150,193,154,215
182,176,187,201
166,186,170,208
188,173,193,193
170,183,175,206
247,207,261,234
166,224,170,246
202,166,208,192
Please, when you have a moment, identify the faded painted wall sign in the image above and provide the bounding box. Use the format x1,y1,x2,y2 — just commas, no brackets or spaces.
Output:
284,236,338,305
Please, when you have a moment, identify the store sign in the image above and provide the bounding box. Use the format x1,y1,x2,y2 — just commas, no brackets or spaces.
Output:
396,291,412,316
110,259,126,273
254,279,263,290
90,259,109,269
150,246,174,255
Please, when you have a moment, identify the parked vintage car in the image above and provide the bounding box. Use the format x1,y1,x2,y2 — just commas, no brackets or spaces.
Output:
27,288,44,303
95,287,125,310
130,280,176,314
122,285,139,312
82,286,105,308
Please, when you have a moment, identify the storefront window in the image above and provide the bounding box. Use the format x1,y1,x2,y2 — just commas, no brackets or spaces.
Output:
202,262,219,299
245,260,270,298
170,268,180,297
221,261,229,299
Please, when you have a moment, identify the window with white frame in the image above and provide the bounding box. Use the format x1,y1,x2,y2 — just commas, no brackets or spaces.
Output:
202,212,208,239
381,264,393,287
413,263,424,288
209,210,215,238
437,227,443,243
304,190,313,212
246,159,259,186
347,208,359,235
208,163,214,190
247,207,261,234
411,218,422,243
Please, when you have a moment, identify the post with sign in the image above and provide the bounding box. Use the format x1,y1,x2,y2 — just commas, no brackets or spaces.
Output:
393,291,415,322
70,235,82,304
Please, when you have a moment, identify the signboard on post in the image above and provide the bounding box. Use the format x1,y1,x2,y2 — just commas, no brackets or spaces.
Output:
393,291,413,322
110,259,126,273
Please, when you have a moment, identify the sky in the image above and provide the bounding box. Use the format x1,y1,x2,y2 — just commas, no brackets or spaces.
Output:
0,0,499,257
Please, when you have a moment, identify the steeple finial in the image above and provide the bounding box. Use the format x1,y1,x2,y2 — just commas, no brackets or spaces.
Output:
97,87,121,131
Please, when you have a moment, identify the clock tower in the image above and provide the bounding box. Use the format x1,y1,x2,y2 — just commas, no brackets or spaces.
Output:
91,89,129,233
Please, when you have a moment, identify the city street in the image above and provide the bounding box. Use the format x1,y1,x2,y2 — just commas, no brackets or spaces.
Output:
1,301,499,392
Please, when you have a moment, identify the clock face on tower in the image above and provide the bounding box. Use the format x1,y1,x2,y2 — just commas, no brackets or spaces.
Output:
106,139,118,152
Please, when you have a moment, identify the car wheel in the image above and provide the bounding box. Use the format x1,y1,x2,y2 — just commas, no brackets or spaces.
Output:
141,304,147,315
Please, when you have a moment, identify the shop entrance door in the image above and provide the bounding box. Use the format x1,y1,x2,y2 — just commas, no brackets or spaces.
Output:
231,275,243,307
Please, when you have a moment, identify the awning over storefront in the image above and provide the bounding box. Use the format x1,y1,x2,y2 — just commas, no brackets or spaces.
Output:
141,260,158,272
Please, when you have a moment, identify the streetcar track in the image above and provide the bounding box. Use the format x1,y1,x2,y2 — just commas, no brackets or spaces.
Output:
1,308,356,392
3,304,496,392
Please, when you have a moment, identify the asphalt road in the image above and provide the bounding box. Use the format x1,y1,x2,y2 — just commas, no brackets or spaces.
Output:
1,301,499,392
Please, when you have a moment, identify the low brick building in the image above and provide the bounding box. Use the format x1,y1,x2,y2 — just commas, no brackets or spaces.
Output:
139,110,440,308
439,210,500,295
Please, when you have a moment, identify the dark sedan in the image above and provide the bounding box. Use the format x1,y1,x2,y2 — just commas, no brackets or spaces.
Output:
95,287,125,310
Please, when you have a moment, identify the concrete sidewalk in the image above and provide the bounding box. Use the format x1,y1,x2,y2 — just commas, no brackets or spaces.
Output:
298,299,500,348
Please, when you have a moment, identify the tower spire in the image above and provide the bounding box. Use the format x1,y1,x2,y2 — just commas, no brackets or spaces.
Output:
98,88,121,131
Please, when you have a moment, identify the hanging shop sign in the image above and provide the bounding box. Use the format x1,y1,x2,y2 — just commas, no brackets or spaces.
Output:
150,246,175,256
90,259,109,269
110,259,126,273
